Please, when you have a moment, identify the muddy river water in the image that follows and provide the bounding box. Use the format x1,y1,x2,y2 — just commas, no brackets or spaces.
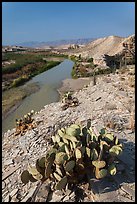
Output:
2,59,74,133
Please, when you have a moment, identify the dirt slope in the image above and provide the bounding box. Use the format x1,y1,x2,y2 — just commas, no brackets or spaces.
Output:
64,34,135,65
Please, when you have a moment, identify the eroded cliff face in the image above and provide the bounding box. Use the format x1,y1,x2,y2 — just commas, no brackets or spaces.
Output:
104,34,135,68
65,34,135,67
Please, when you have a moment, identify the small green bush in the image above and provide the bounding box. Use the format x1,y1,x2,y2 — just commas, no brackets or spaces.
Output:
71,67,78,79
12,75,29,87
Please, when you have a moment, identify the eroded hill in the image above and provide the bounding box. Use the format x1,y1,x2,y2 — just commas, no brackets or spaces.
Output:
64,34,135,67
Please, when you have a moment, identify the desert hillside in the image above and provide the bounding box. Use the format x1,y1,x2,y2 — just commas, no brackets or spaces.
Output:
64,34,135,66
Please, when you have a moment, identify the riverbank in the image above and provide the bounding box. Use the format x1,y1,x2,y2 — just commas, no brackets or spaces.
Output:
2,69,135,202
2,51,65,91
2,76,94,122
2,82,40,120
2,56,65,120
2,59,74,133
58,77,93,95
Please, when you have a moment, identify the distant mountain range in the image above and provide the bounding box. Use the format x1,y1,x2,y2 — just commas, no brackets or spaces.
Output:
15,38,96,48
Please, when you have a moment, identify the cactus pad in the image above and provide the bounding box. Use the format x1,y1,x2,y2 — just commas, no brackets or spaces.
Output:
65,144,70,155
92,160,106,169
21,170,30,184
109,145,122,156
100,128,106,135
75,148,82,159
58,129,65,137
108,164,117,175
56,165,63,177
86,147,91,157
45,162,53,178
55,134,60,143
95,169,107,179
104,133,114,142
53,172,62,181
65,160,75,172
66,127,80,137
63,134,78,142
38,157,45,168
56,176,68,190
55,152,68,165
91,148,98,160
114,136,119,145
28,165,43,180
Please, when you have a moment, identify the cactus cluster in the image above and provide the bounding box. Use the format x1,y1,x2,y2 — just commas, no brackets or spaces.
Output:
61,92,79,110
21,120,123,191
15,110,36,135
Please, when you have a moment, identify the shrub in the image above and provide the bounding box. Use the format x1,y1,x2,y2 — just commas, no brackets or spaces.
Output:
46,61,60,69
71,67,78,79
61,92,79,110
15,110,36,135
12,75,29,87
2,63,23,74
2,53,44,74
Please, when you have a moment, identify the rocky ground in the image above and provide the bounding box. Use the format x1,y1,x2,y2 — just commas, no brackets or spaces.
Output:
2,67,135,202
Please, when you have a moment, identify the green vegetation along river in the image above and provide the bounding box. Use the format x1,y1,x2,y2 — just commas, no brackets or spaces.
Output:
2,59,74,133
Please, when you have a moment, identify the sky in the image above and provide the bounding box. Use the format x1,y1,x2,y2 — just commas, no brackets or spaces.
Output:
2,2,135,45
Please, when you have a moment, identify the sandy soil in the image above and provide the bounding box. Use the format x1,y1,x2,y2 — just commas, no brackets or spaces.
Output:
58,77,93,95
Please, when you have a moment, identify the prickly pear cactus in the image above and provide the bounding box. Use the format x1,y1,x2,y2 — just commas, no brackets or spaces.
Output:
15,110,36,135
61,92,79,110
21,120,123,191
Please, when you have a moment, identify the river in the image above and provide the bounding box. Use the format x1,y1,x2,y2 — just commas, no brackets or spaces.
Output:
2,59,74,133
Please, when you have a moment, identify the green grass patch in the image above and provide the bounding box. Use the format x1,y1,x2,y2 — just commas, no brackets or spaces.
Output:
2,53,44,74
2,52,63,75
12,75,30,87
71,67,78,79
10,61,61,87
